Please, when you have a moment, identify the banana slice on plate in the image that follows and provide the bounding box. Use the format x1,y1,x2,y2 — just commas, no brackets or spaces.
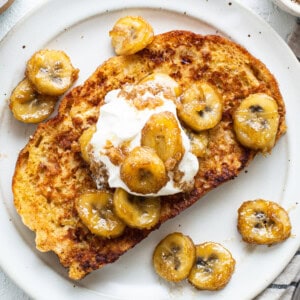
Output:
153,232,196,282
75,191,126,239
120,146,168,195
237,199,291,245
78,125,96,163
233,93,280,152
178,82,223,131
26,49,79,96
9,78,58,123
113,188,161,229
141,111,184,171
188,242,235,290
109,16,154,55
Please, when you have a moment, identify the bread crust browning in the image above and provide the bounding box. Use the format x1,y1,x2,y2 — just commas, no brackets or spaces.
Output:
12,31,286,280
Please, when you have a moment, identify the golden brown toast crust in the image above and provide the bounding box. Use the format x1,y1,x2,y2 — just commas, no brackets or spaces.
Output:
12,31,286,280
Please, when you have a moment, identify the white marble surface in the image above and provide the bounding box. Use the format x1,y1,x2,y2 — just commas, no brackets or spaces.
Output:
0,0,297,299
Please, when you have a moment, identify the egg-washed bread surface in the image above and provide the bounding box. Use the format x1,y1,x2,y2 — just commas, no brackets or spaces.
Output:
13,31,286,280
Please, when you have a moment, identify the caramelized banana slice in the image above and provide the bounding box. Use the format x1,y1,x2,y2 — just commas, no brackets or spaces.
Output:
113,188,161,229
79,125,96,163
139,73,182,96
76,191,126,239
109,16,154,55
120,146,168,195
153,232,196,282
178,82,223,131
141,111,184,171
237,199,291,245
185,129,209,158
233,93,280,152
9,78,58,123
188,242,235,290
26,49,79,96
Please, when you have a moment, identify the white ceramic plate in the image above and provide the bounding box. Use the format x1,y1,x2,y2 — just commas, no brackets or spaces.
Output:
0,0,300,299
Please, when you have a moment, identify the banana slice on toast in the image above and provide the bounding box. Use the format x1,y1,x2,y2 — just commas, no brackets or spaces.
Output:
141,111,184,171
75,191,126,239
233,93,280,152
113,188,161,229
79,125,96,163
120,146,168,195
178,82,223,131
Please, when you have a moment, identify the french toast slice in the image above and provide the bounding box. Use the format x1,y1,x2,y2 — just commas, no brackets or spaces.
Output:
12,31,286,280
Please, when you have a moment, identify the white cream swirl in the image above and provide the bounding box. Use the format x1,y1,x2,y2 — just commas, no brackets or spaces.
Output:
89,80,199,196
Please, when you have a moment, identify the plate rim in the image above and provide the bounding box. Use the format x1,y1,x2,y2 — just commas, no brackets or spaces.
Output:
0,0,300,299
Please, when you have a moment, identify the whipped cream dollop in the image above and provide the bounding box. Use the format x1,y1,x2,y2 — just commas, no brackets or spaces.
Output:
88,79,199,196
